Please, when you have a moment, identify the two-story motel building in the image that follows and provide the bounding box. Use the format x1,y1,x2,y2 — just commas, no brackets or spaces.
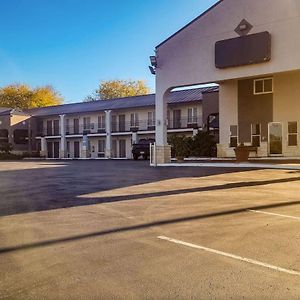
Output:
154,0,300,163
0,87,218,159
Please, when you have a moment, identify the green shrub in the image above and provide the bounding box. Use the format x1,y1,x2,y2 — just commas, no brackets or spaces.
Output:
168,132,217,159
190,131,217,157
168,135,190,158
0,142,12,154
22,151,41,158
0,152,23,160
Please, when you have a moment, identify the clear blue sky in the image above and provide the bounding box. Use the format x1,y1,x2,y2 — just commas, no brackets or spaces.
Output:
0,0,217,103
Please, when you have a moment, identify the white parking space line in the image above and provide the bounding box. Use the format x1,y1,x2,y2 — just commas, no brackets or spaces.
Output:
249,210,300,221
158,236,300,276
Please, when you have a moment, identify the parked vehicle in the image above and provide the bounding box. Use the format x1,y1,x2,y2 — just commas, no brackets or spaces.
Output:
132,138,155,160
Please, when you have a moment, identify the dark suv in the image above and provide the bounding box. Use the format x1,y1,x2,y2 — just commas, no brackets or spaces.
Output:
132,138,155,160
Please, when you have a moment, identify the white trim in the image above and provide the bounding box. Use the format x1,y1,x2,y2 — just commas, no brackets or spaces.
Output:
253,77,274,95
167,128,194,133
45,135,61,139
66,134,83,138
287,121,298,147
154,162,300,170
158,236,300,276
249,210,300,221
111,132,132,136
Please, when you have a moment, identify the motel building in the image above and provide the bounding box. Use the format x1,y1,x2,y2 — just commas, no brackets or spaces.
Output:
0,88,218,159
153,0,300,163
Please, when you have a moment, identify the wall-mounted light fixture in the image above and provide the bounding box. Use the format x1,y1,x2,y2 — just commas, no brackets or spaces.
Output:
148,66,156,75
148,55,157,75
150,56,157,67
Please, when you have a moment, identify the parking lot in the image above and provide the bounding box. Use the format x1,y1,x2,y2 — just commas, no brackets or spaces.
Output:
0,160,300,299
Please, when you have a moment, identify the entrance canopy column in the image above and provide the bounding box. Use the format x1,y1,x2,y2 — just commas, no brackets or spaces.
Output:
155,88,171,164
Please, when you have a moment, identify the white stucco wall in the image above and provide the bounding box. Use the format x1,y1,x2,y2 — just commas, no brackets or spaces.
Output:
156,0,300,91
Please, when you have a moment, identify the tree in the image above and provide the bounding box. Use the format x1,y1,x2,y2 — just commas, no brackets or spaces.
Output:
85,80,150,101
0,84,63,109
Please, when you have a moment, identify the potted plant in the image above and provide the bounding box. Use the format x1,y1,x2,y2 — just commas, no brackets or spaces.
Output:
234,143,250,162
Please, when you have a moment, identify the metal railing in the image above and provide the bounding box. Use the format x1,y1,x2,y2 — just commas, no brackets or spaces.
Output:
36,117,201,137
37,127,61,137
111,120,155,133
65,124,106,135
167,117,200,130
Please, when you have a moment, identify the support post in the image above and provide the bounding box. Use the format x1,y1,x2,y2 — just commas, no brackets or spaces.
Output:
81,135,89,158
105,110,112,158
155,88,171,164
40,137,47,157
59,114,66,158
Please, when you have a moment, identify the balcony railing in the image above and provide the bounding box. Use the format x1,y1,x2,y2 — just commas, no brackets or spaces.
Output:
66,124,106,135
36,117,201,137
167,117,200,130
37,127,61,137
111,120,155,133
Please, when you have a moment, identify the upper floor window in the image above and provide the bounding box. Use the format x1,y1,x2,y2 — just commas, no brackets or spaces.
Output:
188,108,198,124
65,119,70,134
46,120,52,136
83,117,91,130
98,115,105,130
148,111,155,126
130,113,139,127
254,78,273,95
288,122,298,146
111,115,117,132
53,120,60,135
73,118,79,134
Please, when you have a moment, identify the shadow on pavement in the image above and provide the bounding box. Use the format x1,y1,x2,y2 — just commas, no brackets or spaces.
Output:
1,198,300,255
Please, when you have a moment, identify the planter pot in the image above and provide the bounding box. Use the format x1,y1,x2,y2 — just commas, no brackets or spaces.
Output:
234,147,250,162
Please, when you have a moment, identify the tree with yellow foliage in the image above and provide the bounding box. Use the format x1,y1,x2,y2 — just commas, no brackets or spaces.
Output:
85,80,150,101
0,84,63,109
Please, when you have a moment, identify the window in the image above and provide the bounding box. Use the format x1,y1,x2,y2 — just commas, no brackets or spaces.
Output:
130,113,139,127
119,115,126,132
173,109,181,129
53,120,59,135
98,115,105,130
230,125,238,148
66,141,70,157
83,117,91,130
14,129,28,144
73,118,79,134
148,111,155,127
66,119,70,135
251,124,261,147
288,122,298,146
98,140,105,157
46,120,52,136
188,108,198,124
254,78,273,95
111,115,117,132
0,129,8,144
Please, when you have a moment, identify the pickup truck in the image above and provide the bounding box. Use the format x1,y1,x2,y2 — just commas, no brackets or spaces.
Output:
132,138,155,160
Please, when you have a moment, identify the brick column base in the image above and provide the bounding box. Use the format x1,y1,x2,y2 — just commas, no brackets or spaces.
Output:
155,145,171,164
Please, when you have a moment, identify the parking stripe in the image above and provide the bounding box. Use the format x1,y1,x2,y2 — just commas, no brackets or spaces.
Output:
249,209,300,221
158,236,300,276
